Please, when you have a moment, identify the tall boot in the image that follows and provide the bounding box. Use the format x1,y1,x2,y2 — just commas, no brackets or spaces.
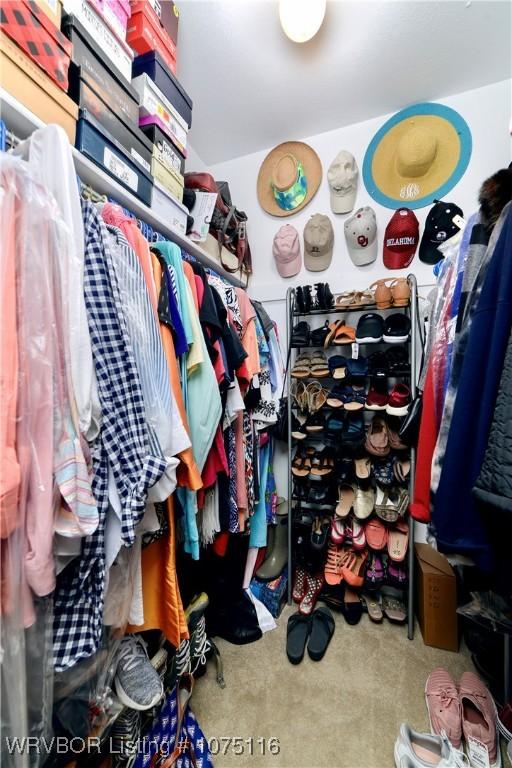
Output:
256,512,288,582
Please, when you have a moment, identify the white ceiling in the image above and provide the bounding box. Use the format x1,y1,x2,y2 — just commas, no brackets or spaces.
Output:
177,0,511,165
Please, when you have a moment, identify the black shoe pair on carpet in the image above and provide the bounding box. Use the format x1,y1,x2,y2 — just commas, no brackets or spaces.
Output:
286,606,335,664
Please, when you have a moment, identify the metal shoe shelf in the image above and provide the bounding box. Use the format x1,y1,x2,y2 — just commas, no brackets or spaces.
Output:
285,275,419,640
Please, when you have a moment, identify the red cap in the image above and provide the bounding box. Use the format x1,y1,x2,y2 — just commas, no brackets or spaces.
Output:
383,208,420,269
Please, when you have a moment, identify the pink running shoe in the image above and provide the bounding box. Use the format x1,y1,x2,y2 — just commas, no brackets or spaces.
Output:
459,671,500,768
425,668,462,749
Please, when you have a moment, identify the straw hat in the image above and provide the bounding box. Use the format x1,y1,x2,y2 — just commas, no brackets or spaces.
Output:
362,103,472,210
257,141,322,217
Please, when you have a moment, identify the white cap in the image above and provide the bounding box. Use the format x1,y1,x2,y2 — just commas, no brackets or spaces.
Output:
327,151,359,214
344,206,378,266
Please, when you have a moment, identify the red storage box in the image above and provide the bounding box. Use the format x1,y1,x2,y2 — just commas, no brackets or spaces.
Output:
0,0,72,91
127,1,176,75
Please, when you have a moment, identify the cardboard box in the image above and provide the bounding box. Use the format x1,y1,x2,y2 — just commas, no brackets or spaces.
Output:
1,0,72,91
127,2,176,75
0,29,78,142
151,154,183,202
34,0,63,27
151,180,188,234
415,543,459,652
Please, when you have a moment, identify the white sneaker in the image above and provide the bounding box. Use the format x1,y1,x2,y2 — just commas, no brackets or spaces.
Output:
394,724,469,768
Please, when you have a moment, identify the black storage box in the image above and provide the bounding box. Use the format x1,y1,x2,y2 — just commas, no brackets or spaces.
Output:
62,13,139,128
76,109,153,206
69,73,152,174
132,50,192,128
140,122,185,175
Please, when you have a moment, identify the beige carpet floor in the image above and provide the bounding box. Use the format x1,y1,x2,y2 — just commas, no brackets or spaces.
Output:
192,605,474,768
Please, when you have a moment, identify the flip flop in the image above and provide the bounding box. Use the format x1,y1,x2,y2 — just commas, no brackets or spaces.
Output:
307,607,335,661
286,612,311,664
335,483,355,518
387,520,409,562
343,586,363,625
382,586,407,623
363,592,383,622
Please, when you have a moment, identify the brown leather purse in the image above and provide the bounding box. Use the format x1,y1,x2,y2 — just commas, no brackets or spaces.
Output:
184,172,252,276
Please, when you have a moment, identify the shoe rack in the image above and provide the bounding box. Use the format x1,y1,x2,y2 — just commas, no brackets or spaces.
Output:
285,275,419,640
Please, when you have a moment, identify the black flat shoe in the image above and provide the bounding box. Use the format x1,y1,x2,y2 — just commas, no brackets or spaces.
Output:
310,321,330,347
291,321,311,348
343,587,363,625
307,607,335,661
286,613,311,664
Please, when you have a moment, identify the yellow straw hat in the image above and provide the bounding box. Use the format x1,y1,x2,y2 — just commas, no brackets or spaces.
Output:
363,103,472,210
257,141,322,217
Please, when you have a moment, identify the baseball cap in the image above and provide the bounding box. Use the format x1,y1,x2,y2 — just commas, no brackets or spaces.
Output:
327,151,359,214
344,206,378,266
419,200,464,264
383,208,420,269
304,214,334,272
272,224,301,277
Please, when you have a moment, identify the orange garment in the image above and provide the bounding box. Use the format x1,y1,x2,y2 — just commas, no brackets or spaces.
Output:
183,261,199,310
126,498,188,645
236,289,260,378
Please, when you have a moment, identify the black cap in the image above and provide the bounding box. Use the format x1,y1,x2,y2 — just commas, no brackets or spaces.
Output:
419,200,464,265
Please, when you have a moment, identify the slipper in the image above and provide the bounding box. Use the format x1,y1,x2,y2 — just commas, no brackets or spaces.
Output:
353,485,375,520
365,553,385,590
333,324,356,345
365,518,388,550
324,319,344,347
328,355,348,379
292,450,311,477
335,483,355,518
290,321,311,348
363,592,383,622
387,520,409,562
307,607,335,661
346,357,369,377
351,518,366,551
310,352,330,378
382,586,407,623
354,457,371,480
335,290,358,308
365,415,390,456
342,386,366,411
393,457,411,484
341,549,368,588
311,517,330,550
286,612,311,664
343,586,363,625
291,353,312,379
326,384,346,408
375,487,399,523
310,321,330,347
330,517,346,545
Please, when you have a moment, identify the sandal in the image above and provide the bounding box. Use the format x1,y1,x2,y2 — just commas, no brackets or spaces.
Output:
375,487,400,523
364,553,385,590
341,550,368,588
335,483,355,518
291,353,312,379
342,385,366,412
324,319,343,348
343,586,363,625
382,586,407,623
290,321,310,348
351,517,367,551
335,290,358,308
292,566,307,603
324,542,352,586
310,448,335,477
393,457,411,485
335,290,375,309
390,278,411,307
369,279,393,309
307,607,335,661
292,449,311,477
387,560,408,588
363,592,383,622
286,612,311,664
354,457,371,480
365,415,390,456
387,519,409,562
307,382,329,412
310,321,331,347
311,516,330,550
292,380,309,411
333,324,356,346
310,352,330,378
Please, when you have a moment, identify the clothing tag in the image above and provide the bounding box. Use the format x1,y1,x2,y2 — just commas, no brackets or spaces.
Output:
351,343,359,359
452,214,466,229
104,148,138,193
467,737,490,768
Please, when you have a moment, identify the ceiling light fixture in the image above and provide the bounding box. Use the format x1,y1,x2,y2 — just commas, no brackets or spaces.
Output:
279,0,327,43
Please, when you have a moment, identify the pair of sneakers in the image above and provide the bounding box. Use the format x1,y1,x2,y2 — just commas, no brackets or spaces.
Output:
425,668,501,768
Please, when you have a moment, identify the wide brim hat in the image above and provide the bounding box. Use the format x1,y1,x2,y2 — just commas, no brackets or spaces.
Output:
362,103,472,210
257,141,322,217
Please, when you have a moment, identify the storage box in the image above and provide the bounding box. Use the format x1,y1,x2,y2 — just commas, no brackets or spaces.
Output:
415,543,459,652
127,2,176,76
133,73,187,156
151,180,188,234
62,0,134,83
140,122,185,175
87,0,130,42
1,0,72,91
132,51,192,127
69,72,152,172
151,155,183,202
62,14,139,127
76,109,153,205
34,0,63,27
159,1,178,47
0,29,78,142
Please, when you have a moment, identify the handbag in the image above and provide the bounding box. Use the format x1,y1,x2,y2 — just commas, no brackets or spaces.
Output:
398,287,425,446
184,172,252,276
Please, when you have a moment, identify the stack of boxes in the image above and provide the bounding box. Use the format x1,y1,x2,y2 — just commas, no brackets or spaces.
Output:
0,0,78,141
1,0,193,234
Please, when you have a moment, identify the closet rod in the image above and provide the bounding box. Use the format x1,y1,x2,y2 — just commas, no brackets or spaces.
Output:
0,88,245,289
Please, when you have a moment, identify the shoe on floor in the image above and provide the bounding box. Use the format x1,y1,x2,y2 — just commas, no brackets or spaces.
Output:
386,383,411,416
459,671,501,768
115,635,164,711
425,667,462,749
394,723,468,768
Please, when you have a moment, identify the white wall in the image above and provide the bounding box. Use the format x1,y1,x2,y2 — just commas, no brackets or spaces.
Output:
204,79,512,522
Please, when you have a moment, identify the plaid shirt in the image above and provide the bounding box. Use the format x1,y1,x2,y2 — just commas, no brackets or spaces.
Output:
53,202,166,671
